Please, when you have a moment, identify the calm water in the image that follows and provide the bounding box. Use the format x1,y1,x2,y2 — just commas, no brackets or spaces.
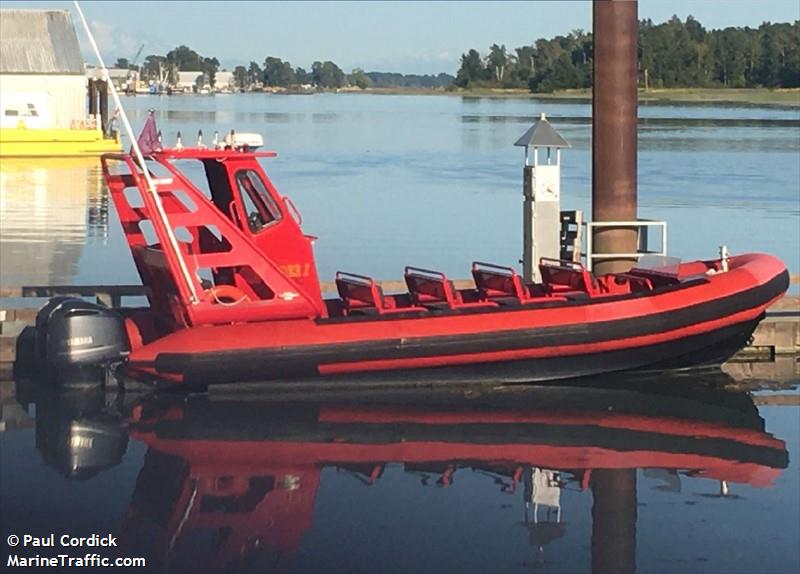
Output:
1,95,799,574
1,372,798,574
0,94,798,287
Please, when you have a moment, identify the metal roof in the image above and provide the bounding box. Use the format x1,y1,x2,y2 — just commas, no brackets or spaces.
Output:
0,10,84,75
514,113,571,149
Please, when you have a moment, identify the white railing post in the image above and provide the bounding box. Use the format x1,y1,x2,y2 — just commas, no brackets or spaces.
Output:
585,219,667,271
73,1,199,304
586,223,594,272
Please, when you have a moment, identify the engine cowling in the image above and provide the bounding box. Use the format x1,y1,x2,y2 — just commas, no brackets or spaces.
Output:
35,298,129,384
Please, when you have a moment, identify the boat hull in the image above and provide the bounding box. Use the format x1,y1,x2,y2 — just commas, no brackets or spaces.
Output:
124,255,789,387
137,315,763,387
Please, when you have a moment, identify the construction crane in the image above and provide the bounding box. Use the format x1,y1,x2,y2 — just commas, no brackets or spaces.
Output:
126,44,144,94
130,44,144,68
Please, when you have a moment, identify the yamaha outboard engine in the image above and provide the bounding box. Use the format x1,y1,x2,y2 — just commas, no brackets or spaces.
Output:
35,297,129,386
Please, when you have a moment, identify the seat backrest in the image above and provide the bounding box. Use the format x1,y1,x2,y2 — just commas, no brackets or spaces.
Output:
336,272,384,310
130,245,187,327
404,267,458,308
539,258,597,295
472,262,527,301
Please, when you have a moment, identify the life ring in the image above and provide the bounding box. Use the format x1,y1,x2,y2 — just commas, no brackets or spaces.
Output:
205,284,250,305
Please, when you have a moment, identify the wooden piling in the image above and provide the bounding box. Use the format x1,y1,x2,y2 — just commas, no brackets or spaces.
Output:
98,79,109,134
592,0,640,274
88,79,98,117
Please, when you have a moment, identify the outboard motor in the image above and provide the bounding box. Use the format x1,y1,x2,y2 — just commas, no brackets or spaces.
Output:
35,297,129,386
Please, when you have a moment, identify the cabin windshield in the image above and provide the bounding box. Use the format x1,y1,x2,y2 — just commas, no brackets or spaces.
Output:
633,255,682,276
235,169,282,233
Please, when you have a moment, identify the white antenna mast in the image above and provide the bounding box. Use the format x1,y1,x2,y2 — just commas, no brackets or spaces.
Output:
73,1,199,303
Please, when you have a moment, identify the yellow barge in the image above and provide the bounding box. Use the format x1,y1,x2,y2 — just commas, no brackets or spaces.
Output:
0,126,119,157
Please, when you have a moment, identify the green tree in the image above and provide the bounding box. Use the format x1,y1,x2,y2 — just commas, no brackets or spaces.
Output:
454,49,484,87
528,35,572,91
263,57,296,87
114,57,130,69
569,30,593,88
350,67,371,89
685,15,706,42
311,61,345,88
234,65,248,89
142,54,167,82
166,45,203,71
248,61,262,85
756,22,797,87
487,44,509,82
531,52,580,92
638,16,708,87
202,56,219,87
781,21,800,87
709,27,749,87
511,45,536,86
295,67,310,84
743,29,762,86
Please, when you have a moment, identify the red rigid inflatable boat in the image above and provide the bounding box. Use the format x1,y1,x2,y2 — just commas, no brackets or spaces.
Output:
46,134,787,387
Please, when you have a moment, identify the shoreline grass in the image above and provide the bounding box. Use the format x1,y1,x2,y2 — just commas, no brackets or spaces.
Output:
354,86,800,107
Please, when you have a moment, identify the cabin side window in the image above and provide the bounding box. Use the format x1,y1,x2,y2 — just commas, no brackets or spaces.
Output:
235,170,282,233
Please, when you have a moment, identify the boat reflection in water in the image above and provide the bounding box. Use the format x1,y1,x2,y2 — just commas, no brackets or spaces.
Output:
30,374,789,574
26,385,129,478
0,158,108,286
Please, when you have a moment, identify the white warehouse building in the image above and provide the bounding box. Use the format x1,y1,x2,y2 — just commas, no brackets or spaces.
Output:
0,9,86,130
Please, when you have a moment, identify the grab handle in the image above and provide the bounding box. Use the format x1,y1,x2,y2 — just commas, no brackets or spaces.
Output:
284,197,302,225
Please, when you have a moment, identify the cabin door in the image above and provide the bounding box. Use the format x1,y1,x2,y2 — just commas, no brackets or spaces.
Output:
229,167,323,303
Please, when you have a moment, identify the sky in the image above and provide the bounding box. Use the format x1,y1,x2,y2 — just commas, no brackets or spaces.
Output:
3,1,800,74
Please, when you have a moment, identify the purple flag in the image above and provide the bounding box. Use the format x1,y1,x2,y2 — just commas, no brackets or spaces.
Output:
133,111,161,156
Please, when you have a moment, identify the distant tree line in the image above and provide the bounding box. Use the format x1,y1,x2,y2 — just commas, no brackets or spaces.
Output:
117,47,452,91
454,16,800,92
117,46,221,86
364,72,454,88
113,16,797,93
